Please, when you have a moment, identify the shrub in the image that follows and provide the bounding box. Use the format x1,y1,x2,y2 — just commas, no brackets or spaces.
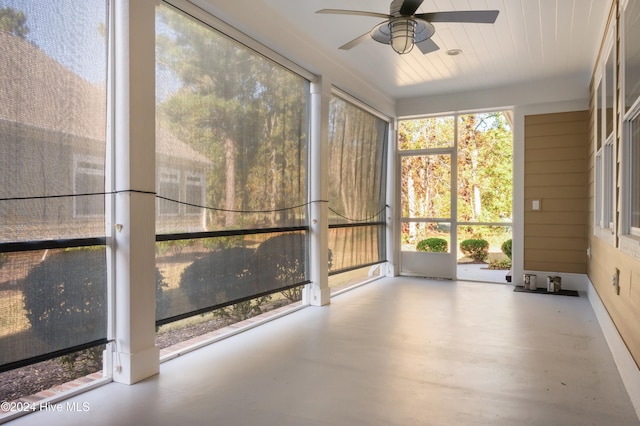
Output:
254,233,306,288
23,248,168,351
180,247,257,311
214,296,272,322
460,239,489,262
501,239,513,260
23,249,108,350
254,232,331,303
416,238,448,253
488,258,512,270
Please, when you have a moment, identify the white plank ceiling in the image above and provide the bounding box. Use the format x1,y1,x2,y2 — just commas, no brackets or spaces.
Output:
196,0,612,101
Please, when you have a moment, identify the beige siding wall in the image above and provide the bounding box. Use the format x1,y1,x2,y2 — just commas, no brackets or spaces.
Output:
524,111,589,273
588,0,640,367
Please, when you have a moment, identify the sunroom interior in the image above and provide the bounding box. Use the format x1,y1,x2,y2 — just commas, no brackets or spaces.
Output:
1,0,640,424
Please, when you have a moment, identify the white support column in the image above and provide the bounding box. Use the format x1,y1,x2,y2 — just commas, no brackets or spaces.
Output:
112,0,159,384
304,78,331,306
386,119,398,276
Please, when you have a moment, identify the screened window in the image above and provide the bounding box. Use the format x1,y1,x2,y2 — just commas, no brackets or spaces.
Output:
74,156,105,217
327,95,388,273
594,33,616,238
631,113,640,234
0,1,108,372
154,3,309,324
623,0,640,239
185,173,205,216
158,169,180,216
625,0,640,112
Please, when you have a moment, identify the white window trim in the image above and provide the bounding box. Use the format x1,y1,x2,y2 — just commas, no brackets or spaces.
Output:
158,168,181,217
593,25,616,245
73,154,105,218
184,171,205,217
620,0,640,259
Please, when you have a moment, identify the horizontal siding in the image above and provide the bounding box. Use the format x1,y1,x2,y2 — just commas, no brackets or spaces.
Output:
587,0,640,368
524,111,589,273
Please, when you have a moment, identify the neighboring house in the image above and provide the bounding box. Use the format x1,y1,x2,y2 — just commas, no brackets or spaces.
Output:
0,31,210,242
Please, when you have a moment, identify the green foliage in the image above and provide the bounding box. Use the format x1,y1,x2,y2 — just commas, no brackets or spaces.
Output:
460,239,489,262
58,345,105,376
0,6,30,39
23,248,168,348
488,258,512,270
156,239,196,257
156,6,308,229
254,233,306,288
214,296,272,323
416,238,448,253
399,112,512,243
180,247,257,310
23,249,108,349
501,239,513,260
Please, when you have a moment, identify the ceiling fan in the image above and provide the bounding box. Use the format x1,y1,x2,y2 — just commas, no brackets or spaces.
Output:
316,0,499,55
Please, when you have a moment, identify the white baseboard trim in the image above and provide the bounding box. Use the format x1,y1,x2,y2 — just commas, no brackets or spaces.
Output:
587,278,640,420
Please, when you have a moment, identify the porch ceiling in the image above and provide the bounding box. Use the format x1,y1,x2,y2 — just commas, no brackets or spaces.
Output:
193,0,612,101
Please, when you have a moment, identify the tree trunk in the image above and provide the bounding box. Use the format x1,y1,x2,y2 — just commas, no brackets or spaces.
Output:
224,137,236,227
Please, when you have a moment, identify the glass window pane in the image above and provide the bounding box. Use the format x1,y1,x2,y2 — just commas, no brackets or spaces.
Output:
398,116,454,150
401,154,451,219
632,115,640,230
625,0,640,112
597,79,603,150
457,113,513,222
155,5,308,233
606,46,615,138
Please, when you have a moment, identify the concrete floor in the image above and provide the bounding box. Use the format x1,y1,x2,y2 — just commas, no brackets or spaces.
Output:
9,277,640,425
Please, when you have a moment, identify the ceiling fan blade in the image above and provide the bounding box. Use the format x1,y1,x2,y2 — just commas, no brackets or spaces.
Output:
416,38,439,54
399,0,425,16
316,9,390,19
339,31,373,50
416,10,499,24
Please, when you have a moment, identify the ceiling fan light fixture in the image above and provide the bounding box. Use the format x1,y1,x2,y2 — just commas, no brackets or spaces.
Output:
390,18,416,54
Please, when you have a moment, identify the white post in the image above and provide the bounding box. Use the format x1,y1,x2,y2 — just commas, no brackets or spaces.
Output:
111,0,159,384
386,120,398,276
304,78,331,306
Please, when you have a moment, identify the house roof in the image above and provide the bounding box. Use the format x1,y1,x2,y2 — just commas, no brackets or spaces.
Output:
0,30,209,165
0,30,106,141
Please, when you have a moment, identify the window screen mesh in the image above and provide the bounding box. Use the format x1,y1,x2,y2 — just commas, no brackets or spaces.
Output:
154,5,309,324
156,231,308,323
155,4,308,234
327,96,388,273
0,1,108,371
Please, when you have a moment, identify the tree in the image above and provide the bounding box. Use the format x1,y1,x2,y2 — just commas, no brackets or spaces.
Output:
0,6,29,39
156,6,307,229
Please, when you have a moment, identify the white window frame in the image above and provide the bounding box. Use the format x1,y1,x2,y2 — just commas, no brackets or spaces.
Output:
593,26,616,244
184,172,205,216
158,168,181,216
620,0,640,259
73,155,105,218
